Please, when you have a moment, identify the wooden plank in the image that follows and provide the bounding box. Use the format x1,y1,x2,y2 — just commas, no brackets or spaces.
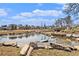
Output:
26,46,34,56
20,44,30,56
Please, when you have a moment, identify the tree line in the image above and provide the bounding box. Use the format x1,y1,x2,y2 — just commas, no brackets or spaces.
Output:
0,24,53,30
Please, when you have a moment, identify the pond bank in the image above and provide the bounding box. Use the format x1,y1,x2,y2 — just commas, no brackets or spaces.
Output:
0,30,35,36
1,46,79,56
0,41,79,56
31,49,79,56
0,30,79,38
0,46,20,56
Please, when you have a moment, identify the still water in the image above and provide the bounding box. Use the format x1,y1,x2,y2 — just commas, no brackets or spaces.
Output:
0,33,79,47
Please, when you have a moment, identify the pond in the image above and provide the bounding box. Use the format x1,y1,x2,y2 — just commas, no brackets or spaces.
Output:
0,33,79,47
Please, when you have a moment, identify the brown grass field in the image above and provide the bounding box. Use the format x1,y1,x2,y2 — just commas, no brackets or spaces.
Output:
0,46,21,56
31,49,79,56
0,30,34,35
1,46,79,56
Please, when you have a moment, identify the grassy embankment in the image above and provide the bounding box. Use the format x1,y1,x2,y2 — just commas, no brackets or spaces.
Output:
31,49,79,56
1,46,79,56
0,29,51,35
0,46,21,56
0,30,34,35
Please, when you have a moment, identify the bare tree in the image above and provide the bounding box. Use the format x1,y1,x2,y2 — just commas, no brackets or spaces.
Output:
63,3,79,16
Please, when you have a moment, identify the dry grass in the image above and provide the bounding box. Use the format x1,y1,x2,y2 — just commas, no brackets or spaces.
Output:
0,30,34,35
31,49,79,56
1,46,79,56
0,46,21,56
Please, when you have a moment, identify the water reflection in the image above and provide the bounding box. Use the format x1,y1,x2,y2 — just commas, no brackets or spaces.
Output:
0,33,50,46
9,36,17,39
0,33,79,47
18,35,22,38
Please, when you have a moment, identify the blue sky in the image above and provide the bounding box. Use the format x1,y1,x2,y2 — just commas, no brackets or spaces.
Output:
0,3,66,26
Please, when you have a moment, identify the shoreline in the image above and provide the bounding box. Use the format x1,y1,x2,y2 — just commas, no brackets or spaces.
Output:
0,29,78,35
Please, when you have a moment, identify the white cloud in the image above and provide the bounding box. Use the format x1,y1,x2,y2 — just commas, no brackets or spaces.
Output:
11,15,25,19
0,9,8,16
11,9,63,19
20,12,34,17
33,9,63,17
